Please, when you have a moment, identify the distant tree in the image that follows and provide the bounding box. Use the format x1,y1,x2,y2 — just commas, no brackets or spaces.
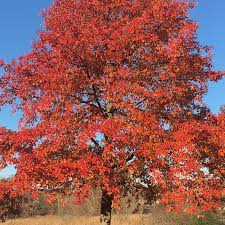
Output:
0,0,224,224
0,192,22,222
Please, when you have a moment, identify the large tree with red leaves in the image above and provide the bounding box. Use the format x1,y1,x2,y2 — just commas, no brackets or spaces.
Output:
0,0,224,224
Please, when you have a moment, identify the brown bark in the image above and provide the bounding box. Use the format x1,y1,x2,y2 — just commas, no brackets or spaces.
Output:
100,190,112,225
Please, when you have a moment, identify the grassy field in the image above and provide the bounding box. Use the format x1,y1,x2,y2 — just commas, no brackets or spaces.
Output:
3,215,152,225
3,212,225,225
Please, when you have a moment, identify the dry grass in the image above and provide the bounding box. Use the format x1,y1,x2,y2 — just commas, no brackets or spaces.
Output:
3,211,224,225
4,214,152,225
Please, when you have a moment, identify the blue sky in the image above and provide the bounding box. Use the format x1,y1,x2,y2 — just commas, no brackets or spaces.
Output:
0,0,52,130
191,0,225,113
0,1,224,176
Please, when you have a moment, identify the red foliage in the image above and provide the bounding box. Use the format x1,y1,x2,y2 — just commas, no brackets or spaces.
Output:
0,0,224,214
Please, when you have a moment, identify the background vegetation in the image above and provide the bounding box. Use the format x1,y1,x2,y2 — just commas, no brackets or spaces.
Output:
0,189,223,225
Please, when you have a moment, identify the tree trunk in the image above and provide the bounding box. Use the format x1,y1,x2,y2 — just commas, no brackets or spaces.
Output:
100,190,112,225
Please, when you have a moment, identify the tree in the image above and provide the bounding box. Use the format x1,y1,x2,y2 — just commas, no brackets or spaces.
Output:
0,0,224,224
0,181,22,222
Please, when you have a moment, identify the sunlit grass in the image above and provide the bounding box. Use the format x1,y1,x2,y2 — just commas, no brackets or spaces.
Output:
4,214,151,225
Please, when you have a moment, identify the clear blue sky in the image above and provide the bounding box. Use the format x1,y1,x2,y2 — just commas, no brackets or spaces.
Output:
191,0,225,113
0,0,52,130
0,0,224,178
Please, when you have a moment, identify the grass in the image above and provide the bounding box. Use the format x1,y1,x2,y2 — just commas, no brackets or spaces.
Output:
4,214,151,225
3,213,224,225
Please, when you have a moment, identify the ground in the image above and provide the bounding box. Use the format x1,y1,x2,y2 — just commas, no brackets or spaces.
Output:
3,215,151,225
